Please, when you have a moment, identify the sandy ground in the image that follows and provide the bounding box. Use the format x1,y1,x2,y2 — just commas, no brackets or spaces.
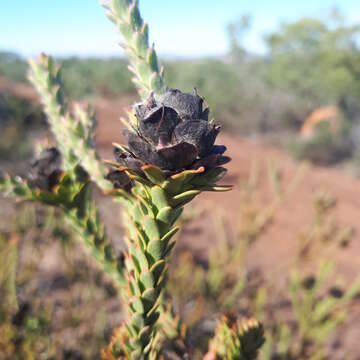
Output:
94,96,360,354
94,95,360,280
3,75,359,290
2,79,360,355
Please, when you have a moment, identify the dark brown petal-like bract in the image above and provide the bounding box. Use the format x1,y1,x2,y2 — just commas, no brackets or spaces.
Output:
106,170,133,192
108,88,230,188
27,147,63,191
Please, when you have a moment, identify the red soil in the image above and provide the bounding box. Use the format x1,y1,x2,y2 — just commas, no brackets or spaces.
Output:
2,78,360,352
94,96,360,282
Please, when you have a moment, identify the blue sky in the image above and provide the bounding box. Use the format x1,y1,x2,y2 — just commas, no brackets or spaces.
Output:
1,1,359,58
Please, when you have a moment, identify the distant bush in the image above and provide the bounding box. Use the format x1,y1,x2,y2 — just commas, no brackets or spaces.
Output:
1,9,360,165
0,53,136,100
0,52,27,83
0,94,45,160
60,57,134,99
264,14,360,112
288,120,353,165
227,11,360,139
164,59,241,126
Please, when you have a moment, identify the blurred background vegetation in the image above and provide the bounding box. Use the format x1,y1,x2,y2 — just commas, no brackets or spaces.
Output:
1,10,360,166
1,6,360,360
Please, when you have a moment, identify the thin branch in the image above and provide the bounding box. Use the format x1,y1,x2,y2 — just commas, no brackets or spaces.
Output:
101,0,166,98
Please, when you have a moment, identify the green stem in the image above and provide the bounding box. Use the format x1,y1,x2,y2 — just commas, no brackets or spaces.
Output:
0,175,124,288
0,175,34,200
105,162,231,358
28,54,112,192
102,0,166,98
118,182,182,359
63,189,125,287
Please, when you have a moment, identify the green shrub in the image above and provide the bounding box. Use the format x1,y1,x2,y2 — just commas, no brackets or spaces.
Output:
0,52,27,83
288,121,353,165
0,94,45,160
60,57,135,99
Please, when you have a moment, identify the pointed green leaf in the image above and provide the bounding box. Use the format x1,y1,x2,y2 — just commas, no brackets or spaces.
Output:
150,260,166,283
132,313,145,332
133,32,147,57
126,170,152,186
146,47,159,72
142,287,157,302
156,206,182,226
197,185,233,192
143,216,160,240
132,203,143,223
149,73,162,94
130,254,141,275
143,344,151,356
164,241,176,257
141,164,165,184
138,325,151,346
129,245,141,275
130,348,142,360
136,227,148,248
125,323,138,338
160,226,179,244
145,309,160,327
171,189,201,207
137,61,152,83
192,167,228,186
129,280,136,296
147,239,164,262
140,270,154,290
135,247,149,270
150,186,168,210
112,188,134,202
128,3,142,30
138,197,151,216
163,167,205,194
131,277,142,296
111,0,130,18
131,297,144,313
141,288,157,313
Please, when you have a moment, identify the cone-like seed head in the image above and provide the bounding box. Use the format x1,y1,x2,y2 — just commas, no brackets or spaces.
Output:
207,314,265,360
27,147,63,191
112,88,230,176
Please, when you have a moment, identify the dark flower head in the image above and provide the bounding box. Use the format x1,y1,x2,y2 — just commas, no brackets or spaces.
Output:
302,275,316,290
27,147,63,191
329,286,344,298
112,88,230,175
